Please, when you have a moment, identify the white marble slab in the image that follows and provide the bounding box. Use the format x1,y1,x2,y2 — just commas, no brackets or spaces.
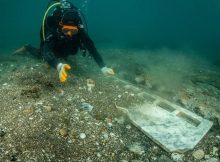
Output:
114,78,213,153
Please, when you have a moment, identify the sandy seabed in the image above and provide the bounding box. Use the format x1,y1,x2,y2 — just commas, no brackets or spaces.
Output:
0,47,219,162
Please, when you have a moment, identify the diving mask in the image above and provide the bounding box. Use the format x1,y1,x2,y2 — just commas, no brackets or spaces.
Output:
62,25,78,37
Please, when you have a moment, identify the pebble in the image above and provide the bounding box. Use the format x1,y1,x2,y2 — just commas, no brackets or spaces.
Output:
23,107,34,114
127,142,145,155
126,125,131,129
80,133,86,139
171,152,184,162
0,128,6,137
44,105,52,112
212,147,218,155
102,132,108,140
193,149,205,160
97,153,101,157
81,103,93,112
59,128,68,137
115,117,125,124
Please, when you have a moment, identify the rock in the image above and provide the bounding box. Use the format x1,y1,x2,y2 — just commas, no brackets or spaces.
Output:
81,103,93,112
0,128,6,137
23,106,34,114
115,116,125,124
126,125,131,129
193,149,205,160
212,147,218,155
80,133,86,139
59,128,68,137
97,153,101,157
86,79,95,92
171,153,184,162
44,105,52,112
127,142,145,155
70,129,78,138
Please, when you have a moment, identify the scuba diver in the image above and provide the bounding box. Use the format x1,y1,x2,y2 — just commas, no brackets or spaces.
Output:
14,0,114,82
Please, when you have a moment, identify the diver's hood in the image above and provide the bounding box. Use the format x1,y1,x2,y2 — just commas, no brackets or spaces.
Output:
61,10,80,26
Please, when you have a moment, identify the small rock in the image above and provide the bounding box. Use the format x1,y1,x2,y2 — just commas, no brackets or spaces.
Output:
80,133,86,139
97,153,101,157
171,153,184,162
86,79,95,92
81,103,93,112
23,107,34,114
80,98,85,102
205,155,210,159
115,116,125,124
59,90,64,96
193,149,205,160
44,105,52,112
0,128,6,137
126,125,131,129
59,128,68,137
102,132,108,140
127,142,145,155
212,147,218,155
70,129,78,138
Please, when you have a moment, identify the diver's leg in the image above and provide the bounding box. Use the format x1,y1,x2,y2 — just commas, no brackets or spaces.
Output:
13,44,41,58
24,44,41,58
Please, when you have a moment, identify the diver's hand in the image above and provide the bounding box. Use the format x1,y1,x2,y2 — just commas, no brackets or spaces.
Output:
57,63,71,82
101,67,115,76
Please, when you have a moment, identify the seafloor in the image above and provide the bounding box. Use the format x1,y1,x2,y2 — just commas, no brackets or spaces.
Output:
0,47,219,162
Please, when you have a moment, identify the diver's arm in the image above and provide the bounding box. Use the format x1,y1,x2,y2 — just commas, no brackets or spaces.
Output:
41,36,59,69
80,31,105,68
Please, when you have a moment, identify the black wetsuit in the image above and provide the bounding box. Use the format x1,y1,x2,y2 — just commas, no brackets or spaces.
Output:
39,11,105,69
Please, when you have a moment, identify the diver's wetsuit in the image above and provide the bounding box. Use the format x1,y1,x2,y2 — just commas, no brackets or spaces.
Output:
38,10,105,69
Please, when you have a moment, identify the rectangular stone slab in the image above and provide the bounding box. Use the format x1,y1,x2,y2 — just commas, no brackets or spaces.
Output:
114,78,213,153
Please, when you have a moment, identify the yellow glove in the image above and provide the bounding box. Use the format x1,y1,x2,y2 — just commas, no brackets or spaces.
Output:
101,67,115,76
57,63,71,82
